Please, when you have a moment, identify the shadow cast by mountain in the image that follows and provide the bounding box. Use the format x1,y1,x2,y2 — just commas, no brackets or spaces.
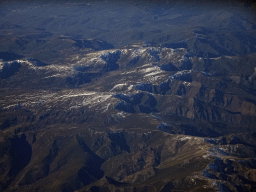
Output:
0,52,23,62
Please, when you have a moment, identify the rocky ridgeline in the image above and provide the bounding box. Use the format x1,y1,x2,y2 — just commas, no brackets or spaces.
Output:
2,45,256,135
1,43,256,192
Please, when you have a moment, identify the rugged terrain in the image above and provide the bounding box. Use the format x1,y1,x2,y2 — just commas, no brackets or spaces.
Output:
1,1,256,191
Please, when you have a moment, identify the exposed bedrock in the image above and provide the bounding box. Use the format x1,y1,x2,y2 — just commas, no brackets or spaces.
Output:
114,92,158,114
0,61,22,79
101,50,121,72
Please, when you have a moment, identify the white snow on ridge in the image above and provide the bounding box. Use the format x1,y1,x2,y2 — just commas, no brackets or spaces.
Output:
0,61,4,70
139,65,160,73
45,65,71,72
82,94,112,107
60,92,97,99
2,90,114,110
127,85,133,91
144,71,162,77
109,83,128,92
43,74,65,79
134,48,148,55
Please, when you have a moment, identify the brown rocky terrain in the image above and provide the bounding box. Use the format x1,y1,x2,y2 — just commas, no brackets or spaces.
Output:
0,0,256,191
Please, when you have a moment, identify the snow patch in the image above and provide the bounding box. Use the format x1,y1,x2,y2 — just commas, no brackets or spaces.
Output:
144,71,163,77
82,94,112,107
127,85,133,91
109,83,128,92
139,65,161,74
180,136,192,141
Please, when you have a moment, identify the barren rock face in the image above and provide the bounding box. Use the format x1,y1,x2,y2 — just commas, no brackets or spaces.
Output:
0,0,256,192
